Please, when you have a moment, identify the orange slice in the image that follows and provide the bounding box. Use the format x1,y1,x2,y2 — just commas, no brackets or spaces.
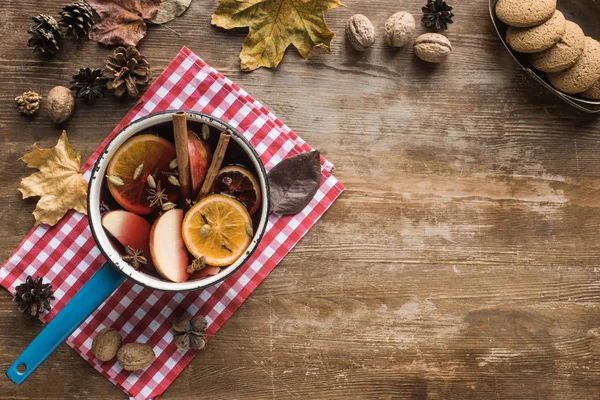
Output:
182,194,253,267
212,166,261,215
106,134,178,215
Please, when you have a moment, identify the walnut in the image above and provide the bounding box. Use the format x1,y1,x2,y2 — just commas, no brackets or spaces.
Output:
91,327,122,362
384,12,416,48
15,91,41,116
414,33,452,63
345,14,375,52
117,342,155,371
45,86,74,124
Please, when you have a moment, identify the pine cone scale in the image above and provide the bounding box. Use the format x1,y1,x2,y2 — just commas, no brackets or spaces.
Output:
125,77,139,97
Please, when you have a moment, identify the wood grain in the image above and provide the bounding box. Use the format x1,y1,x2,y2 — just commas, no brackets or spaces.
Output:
1,0,600,398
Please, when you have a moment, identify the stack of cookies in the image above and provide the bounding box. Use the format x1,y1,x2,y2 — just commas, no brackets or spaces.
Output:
496,0,600,100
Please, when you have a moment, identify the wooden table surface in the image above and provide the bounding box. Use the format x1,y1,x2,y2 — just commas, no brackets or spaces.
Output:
2,0,600,398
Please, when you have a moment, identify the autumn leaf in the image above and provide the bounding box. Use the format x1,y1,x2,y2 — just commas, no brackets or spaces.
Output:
212,0,342,71
148,0,192,24
19,131,87,227
268,150,321,215
20,144,53,169
88,0,161,47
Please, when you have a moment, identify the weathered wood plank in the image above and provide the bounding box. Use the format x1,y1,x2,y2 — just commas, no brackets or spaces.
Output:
1,0,600,398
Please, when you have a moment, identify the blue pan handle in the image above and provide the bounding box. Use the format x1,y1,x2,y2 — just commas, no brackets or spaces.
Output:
6,262,126,384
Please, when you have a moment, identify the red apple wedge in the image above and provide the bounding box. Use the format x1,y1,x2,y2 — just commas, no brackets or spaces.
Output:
188,131,212,195
190,266,221,280
149,209,189,283
102,211,154,270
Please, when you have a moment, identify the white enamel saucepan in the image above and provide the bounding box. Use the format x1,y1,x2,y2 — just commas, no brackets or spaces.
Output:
6,110,270,383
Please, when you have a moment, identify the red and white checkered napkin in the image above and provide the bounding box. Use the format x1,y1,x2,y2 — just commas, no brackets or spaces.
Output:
0,47,344,399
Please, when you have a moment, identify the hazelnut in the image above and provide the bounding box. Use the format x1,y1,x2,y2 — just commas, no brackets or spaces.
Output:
45,86,74,124
384,12,416,48
91,328,122,362
414,33,452,63
345,14,376,51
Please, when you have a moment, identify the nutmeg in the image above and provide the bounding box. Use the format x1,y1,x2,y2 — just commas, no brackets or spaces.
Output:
414,33,452,63
45,86,74,124
117,342,155,371
384,12,416,48
345,14,376,51
91,328,122,362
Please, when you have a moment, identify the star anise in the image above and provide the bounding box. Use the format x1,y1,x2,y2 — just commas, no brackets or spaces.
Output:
121,246,147,270
187,256,206,274
147,180,168,208
99,201,110,215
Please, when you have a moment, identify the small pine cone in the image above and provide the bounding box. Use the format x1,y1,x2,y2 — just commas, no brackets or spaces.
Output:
59,1,94,40
70,67,107,104
422,0,454,31
28,15,61,54
15,91,42,115
103,46,151,98
13,276,55,317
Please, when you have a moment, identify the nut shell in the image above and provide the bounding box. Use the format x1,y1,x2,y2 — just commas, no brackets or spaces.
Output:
45,86,74,124
384,12,415,48
414,33,452,63
117,342,155,371
345,14,376,52
91,328,122,362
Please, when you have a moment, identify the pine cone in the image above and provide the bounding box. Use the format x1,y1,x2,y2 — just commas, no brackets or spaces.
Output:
70,67,107,104
59,1,94,40
13,276,55,317
15,91,42,115
422,0,454,31
103,46,151,98
28,15,61,54
173,316,207,351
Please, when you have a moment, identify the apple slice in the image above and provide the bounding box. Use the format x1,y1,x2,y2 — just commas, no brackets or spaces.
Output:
149,209,189,282
188,131,213,195
102,211,153,270
190,266,221,280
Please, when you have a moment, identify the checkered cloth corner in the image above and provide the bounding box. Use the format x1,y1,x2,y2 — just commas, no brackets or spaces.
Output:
0,47,344,399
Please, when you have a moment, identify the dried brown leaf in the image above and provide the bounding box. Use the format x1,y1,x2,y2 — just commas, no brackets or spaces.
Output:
19,131,87,226
148,0,192,24
211,0,342,71
88,0,161,47
267,150,321,215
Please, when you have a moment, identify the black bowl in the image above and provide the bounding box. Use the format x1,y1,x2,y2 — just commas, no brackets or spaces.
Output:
489,0,600,113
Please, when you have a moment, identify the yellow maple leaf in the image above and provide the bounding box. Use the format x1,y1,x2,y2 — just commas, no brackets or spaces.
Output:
19,131,87,226
212,0,342,71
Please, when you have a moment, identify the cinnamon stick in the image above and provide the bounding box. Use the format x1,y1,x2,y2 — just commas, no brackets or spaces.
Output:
172,112,192,204
197,131,230,200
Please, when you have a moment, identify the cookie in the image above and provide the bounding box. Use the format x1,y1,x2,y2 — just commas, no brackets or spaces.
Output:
547,37,600,94
581,80,600,100
506,11,566,53
496,0,556,28
530,21,585,72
